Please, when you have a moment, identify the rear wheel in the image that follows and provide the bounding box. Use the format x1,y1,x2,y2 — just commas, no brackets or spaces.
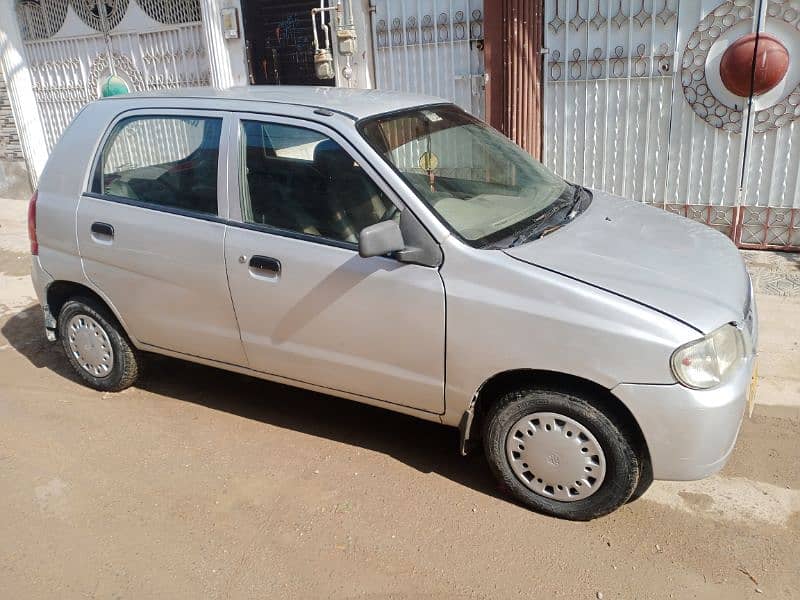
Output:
483,387,639,521
58,297,139,392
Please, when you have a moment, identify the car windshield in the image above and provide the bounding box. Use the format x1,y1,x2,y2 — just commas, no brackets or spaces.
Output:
359,105,573,247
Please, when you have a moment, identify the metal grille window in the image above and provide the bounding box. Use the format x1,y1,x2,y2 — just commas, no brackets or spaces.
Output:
370,0,486,119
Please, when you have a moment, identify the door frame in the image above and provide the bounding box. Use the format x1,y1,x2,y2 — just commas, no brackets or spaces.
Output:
484,0,545,159
83,107,236,222
224,110,413,229
222,110,448,414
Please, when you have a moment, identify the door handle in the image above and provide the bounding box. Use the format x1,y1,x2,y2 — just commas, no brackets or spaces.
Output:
91,222,114,237
90,222,114,244
249,255,281,276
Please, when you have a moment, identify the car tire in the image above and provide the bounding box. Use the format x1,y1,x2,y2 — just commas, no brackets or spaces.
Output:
58,296,139,392
483,387,639,521
627,458,654,503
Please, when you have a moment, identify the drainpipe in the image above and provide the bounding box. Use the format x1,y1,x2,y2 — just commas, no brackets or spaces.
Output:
366,0,377,88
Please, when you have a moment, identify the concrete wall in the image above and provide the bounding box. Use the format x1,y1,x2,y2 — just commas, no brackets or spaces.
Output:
0,65,31,200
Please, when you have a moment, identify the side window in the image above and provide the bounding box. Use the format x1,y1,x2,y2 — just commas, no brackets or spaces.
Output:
94,115,222,215
240,120,394,244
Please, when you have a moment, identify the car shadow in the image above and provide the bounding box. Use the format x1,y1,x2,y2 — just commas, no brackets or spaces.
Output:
2,304,503,503
1,304,80,381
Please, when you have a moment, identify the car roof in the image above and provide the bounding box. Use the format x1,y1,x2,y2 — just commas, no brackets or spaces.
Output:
102,86,449,120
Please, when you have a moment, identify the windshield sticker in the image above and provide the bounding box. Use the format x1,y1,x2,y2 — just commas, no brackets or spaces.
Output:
422,110,443,122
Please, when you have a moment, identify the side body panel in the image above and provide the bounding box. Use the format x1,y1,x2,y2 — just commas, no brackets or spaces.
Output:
77,198,246,364
223,112,446,413
438,238,701,427
35,104,111,293
74,109,246,365
225,227,446,411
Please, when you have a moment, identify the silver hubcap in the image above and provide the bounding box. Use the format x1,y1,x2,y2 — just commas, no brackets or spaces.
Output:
66,314,114,378
505,412,607,502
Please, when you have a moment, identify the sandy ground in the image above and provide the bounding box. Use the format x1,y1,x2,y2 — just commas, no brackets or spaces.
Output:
1,197,798,599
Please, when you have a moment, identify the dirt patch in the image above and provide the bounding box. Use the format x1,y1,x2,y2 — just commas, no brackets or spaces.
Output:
1,303,799,599
0,249,31,277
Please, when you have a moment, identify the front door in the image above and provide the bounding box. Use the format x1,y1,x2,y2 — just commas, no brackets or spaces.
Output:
78,111,247,366
224,115,446,413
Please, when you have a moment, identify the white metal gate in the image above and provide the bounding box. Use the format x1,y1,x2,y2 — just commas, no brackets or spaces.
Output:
16,0,210,152
543,0,800,249
370,0,486,119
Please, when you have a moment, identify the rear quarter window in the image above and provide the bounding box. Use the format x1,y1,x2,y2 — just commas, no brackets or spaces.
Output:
92,115,222,215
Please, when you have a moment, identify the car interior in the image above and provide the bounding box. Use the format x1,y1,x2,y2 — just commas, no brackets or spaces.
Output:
100,117,221,215
241,121,393,243
97,117,396,243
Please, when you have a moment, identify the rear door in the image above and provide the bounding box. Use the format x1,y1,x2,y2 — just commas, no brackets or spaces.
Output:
77,110,247,366
223,113,446,413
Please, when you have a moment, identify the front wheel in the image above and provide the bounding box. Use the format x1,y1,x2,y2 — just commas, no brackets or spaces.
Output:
483,387,639,521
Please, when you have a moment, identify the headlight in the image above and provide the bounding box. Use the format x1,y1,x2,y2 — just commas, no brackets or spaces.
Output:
671,324,745,389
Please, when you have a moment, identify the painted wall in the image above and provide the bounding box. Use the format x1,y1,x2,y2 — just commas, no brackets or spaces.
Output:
0,57,31,199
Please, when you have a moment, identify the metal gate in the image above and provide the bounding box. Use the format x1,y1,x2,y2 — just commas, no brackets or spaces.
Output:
15,0,210,152
370,0,486,119
543,0,800,250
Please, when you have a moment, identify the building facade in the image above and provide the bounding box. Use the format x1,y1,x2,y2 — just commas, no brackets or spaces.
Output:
0,64,30,198
1,0,798,250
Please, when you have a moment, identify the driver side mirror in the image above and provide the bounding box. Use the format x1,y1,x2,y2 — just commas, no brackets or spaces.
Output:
358,220,405,258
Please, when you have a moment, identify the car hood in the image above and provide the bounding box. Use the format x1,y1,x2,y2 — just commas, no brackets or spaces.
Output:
503,190,750,333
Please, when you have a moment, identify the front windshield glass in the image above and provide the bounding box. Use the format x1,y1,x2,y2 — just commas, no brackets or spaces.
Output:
359,105,570,247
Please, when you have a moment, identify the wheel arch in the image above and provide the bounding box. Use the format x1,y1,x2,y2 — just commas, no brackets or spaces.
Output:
45,280,135,344
460,369,650,466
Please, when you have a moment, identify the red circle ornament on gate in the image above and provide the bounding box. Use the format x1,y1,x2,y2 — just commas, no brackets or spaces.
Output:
720,33,790,97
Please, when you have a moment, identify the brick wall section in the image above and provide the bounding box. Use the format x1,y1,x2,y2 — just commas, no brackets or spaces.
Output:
0,65,25,162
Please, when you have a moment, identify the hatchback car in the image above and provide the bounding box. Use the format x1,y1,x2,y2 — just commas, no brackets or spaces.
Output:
28,87,757,520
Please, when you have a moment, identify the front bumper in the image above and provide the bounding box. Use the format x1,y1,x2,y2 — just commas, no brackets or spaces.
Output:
614,275,758,481
613,355,756,480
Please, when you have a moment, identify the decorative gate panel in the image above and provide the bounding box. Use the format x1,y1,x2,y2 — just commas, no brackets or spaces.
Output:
543,0,800,250
370,0,485,119
16,0,210,152
737,1,800,248
660,0,755,240
543,0,680,207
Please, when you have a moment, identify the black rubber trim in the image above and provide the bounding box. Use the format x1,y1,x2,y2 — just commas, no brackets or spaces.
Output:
100,97,359,120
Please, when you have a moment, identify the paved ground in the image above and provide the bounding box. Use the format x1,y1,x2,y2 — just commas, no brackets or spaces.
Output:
1,197,798,599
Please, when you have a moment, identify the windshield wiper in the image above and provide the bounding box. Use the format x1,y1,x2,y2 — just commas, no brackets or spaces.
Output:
565,184,585,220
507,185,584,247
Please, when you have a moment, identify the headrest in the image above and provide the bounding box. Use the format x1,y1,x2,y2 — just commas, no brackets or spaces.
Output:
314,139,355,176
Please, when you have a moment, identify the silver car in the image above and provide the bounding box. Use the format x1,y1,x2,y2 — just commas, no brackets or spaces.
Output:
28,87,757,520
